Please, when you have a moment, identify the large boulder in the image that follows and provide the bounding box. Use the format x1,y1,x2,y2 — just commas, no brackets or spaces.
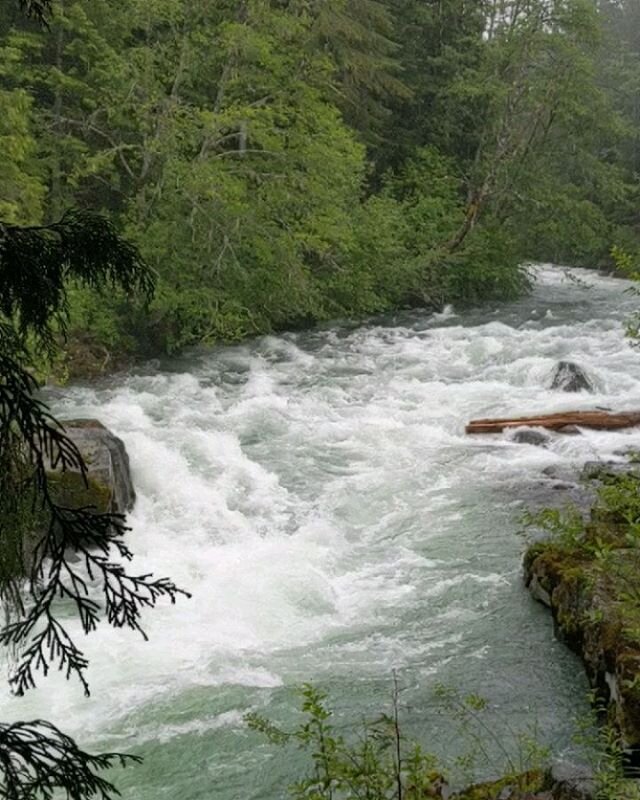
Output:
509,427,550,447
550,361,593,393
48,419,136,514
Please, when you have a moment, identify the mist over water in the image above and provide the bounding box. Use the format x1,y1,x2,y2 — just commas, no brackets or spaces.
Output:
4,265,640,798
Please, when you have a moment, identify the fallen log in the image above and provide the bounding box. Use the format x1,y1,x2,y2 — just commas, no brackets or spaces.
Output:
466,410,640,435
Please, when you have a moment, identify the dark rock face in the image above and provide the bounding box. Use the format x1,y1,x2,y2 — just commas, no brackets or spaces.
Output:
510,428,550,447
51,419,136,514
550,362,593,393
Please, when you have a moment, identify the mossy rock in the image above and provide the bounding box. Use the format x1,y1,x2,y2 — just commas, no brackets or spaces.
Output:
525,545,589,598
454,769,551,799
0,471,49,580
614,652,640,746
46,470,113,513
48,419,136,514
523,542,548,574
0,498,46,581
523,486,640,754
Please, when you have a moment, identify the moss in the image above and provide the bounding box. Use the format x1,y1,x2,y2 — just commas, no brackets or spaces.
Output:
553,574,591,637
615,653,640,744
454,769,550,799
0,504,36,581
523,541,547,573
46,470,113,513
0,448,47,581
524,470,640,749
525,544,590,598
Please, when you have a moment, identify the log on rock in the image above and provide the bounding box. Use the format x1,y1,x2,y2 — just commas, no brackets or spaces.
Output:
466,410,640,435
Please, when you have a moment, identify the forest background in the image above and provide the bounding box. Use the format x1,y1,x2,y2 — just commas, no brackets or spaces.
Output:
1,0,640,373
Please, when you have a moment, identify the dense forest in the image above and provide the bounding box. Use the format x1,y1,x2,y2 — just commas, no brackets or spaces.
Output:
5,3,640,800
1,0,639,370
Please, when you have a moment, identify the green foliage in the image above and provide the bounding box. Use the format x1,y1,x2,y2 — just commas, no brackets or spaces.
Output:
574,696,640,800
247,682,556,800
247,682,640,800
0,86,44,224
610,247,640,342
0,210,153,348
444,223,531,306
522,504,588,552
612,246,640,280
306,0,410,145
432,683,551,786
247,683,444,799
2,0,639,368
524,472,640,554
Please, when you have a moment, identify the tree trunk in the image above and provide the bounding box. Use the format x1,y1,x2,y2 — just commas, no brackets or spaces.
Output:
466,410,640,434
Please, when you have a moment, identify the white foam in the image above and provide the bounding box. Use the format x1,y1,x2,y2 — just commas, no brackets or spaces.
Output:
1,265,637,785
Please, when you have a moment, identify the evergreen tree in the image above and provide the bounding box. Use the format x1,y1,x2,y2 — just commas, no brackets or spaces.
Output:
1,0,638,364
304,0,409,147
0,4,189,797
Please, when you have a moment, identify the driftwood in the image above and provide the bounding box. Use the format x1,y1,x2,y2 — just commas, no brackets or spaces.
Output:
466,410,640,435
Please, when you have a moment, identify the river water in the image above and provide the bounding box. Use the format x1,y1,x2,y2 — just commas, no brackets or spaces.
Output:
4,265,640,798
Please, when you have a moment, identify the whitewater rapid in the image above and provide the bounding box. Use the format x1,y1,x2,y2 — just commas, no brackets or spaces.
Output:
4,265,640,797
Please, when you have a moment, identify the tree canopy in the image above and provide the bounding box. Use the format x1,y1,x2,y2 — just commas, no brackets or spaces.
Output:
1,0,637,372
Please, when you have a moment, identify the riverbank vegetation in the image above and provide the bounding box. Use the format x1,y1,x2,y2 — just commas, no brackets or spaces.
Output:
2,0,640,373
524,464,640,766
247,682,639,799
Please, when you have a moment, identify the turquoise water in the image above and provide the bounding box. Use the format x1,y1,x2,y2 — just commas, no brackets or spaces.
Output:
5,265,640,797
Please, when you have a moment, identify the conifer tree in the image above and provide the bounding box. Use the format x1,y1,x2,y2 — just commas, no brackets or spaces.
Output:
304,0,409,146
0,3,188,797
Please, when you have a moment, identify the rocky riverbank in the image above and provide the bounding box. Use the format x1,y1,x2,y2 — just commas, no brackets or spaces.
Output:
452,766,593,799
524,456,640,754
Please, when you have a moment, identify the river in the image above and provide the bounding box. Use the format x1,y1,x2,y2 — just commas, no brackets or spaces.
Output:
4,265,640,798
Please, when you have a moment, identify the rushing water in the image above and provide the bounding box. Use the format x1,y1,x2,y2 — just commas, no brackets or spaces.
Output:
5,265,640,798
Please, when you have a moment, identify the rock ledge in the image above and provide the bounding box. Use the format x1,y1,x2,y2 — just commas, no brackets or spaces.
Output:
49,419,136,514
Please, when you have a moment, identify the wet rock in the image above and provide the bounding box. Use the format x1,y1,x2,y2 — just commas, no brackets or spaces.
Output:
528,572,552,607
509,467,592,517
452,770,549,799
580,460,640,483
49,419,136,514
614,445,640,458
549,764,595,800
542,466,571,481
556,425,582,436
510,428,550,447
451,768,594,799
550,362,593,393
